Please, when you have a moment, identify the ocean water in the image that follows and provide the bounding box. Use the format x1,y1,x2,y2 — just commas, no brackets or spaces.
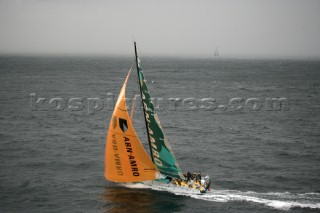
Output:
0,55,319,213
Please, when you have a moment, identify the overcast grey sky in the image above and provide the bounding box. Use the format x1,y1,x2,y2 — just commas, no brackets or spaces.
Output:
0,0,319,58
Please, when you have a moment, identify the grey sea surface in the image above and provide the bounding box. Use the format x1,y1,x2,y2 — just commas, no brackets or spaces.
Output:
0,55,319,212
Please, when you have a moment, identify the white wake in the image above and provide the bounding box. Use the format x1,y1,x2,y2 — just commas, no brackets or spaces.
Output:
122,183,320,210
188,190,320,210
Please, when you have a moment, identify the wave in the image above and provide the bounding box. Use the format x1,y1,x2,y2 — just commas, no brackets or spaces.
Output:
122,183,320,210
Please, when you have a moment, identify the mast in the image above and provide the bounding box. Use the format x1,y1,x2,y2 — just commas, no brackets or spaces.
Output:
134,42,154,162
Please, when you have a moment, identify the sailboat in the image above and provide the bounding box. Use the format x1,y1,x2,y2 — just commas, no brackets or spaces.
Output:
104,42,211,194
214,47,219,57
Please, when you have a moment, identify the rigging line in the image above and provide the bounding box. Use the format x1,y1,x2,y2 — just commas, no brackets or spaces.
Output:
130,94,139,120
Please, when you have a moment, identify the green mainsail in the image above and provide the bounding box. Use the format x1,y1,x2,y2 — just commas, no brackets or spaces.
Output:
135,55,184,179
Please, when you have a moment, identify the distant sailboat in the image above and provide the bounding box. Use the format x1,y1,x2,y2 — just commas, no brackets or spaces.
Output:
214,47,219,57
104,42,211,193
